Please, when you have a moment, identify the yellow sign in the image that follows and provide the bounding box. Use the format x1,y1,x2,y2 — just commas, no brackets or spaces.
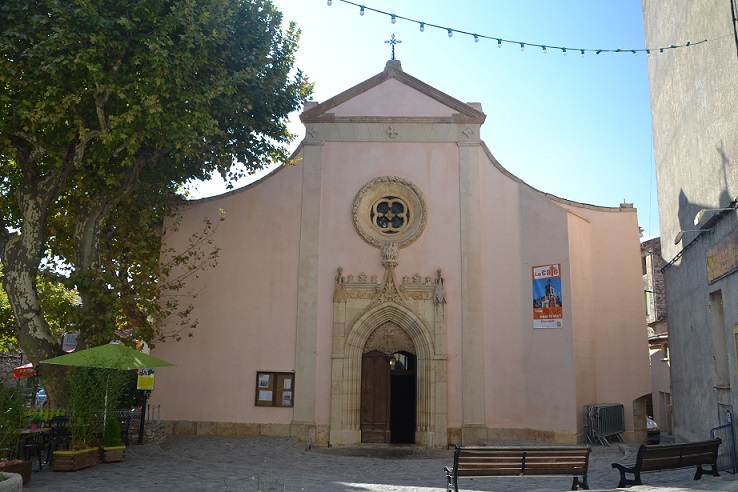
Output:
137,368,155,390
707,230,738,283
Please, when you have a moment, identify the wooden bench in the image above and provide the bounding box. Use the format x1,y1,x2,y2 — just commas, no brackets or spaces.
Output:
445,445,592,491
611,438,721,487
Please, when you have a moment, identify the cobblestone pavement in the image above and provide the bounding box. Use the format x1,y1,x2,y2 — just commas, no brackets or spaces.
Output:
17,436,738,491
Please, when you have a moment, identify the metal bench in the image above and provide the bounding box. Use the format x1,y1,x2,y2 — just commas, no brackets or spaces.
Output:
445,445,591,491
611,438,721,487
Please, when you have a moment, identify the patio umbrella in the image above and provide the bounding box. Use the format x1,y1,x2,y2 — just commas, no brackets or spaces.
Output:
41,343,174,431
40,343,175,370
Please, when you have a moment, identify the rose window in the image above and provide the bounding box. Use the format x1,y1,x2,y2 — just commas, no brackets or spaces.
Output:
371,197,409,234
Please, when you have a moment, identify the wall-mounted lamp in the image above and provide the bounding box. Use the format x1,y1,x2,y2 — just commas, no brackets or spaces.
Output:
694,207,736,226
674,229,713,245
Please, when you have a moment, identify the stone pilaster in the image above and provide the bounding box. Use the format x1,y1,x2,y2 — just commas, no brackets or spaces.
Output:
458,142,486,434
293,141,324,427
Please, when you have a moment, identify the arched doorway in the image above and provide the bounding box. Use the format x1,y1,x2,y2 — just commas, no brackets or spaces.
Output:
360,350,417,444
330,265,448,447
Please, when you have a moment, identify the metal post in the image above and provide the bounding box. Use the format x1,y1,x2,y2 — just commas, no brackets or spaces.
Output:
138,390,149,445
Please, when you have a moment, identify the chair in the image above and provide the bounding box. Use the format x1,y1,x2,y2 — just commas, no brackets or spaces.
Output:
45,416,70,464
118,414,131,447
21,431,44,471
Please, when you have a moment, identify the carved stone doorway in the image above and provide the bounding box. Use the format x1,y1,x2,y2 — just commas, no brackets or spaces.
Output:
330,262,448,447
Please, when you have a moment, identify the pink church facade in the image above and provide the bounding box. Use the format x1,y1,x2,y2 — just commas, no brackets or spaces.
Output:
150,61,651,447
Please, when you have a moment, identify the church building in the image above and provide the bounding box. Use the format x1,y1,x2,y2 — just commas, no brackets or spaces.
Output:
150,60,651,447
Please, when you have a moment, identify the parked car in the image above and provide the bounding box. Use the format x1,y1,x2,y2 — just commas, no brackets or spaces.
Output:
647,416,660,444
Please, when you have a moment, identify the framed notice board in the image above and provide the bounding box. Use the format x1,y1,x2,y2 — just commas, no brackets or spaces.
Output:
255,371,294,407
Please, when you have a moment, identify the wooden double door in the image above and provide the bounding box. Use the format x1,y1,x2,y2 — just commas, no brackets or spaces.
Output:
360,350,416,444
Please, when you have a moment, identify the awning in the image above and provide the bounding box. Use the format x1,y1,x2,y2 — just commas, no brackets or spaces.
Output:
12,362,35,378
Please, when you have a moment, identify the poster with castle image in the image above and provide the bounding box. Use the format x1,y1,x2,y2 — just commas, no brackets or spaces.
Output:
532,264,563,328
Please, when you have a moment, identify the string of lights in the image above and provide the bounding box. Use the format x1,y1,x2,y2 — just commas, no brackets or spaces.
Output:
326,0,707,57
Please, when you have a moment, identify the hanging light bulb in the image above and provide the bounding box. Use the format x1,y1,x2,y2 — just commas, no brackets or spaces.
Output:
474,34,479,43
391,14,396,24
646,49,651,55
359,5,364,15
419,22,425,32
595,50,602,55
562,48,567,56
447,29,453,38
520,43,525,51
580,49,585,58
542,46,547,54
327,0,331,5
632,50,637,56
497,39,502,48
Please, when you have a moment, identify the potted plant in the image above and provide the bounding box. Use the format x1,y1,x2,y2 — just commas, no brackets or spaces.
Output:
0,381,31,484
52,368,101,471
100,416,125,463
27,415,45,431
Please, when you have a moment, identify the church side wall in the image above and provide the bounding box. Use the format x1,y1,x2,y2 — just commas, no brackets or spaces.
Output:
566,211,597,441
479,147,528,433
150,163,305,432
563,204,651,441
515,186,578,438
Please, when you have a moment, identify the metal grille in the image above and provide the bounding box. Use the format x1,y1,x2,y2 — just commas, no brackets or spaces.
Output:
711,418,737,473
583,403,625,446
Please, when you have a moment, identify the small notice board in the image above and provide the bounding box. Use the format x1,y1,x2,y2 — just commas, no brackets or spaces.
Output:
255,371,294,407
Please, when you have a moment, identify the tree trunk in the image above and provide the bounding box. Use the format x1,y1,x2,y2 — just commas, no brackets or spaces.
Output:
0,140,80,406
1,176,69,406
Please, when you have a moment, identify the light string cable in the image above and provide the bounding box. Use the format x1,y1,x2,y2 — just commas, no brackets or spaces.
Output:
327,0,707,56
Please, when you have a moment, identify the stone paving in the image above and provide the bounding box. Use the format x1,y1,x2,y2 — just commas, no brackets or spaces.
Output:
16,435,738,491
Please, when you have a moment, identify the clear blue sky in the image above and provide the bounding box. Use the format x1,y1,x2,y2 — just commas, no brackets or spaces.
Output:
190,0,663,239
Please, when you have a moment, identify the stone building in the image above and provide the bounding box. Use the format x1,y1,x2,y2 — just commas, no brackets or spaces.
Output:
150,60,651,447
641,237,671,433
643,0,738,440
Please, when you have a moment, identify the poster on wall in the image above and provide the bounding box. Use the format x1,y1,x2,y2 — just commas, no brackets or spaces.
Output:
532,264,563,328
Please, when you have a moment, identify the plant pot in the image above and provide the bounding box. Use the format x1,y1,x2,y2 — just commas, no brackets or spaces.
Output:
0,461,31,485
52,447,99,471
0,472,23,492
100,446,126,463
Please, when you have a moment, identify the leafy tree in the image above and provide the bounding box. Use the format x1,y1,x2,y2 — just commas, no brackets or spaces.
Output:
0,0,312,405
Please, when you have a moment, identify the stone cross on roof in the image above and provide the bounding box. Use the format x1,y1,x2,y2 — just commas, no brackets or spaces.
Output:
385,34,402,61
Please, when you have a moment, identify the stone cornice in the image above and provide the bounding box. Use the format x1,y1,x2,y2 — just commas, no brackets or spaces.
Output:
300,60,486,125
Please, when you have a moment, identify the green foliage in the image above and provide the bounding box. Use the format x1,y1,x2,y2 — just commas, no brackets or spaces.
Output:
0,381,26,460
0,289,15,353
65,367,131,449
0,0,312,357
103,414,122,447
65,368,104,449
26,408,66,422
0,266,79,351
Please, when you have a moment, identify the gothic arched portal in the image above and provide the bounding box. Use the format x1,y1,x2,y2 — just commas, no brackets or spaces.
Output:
330,270,447,447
